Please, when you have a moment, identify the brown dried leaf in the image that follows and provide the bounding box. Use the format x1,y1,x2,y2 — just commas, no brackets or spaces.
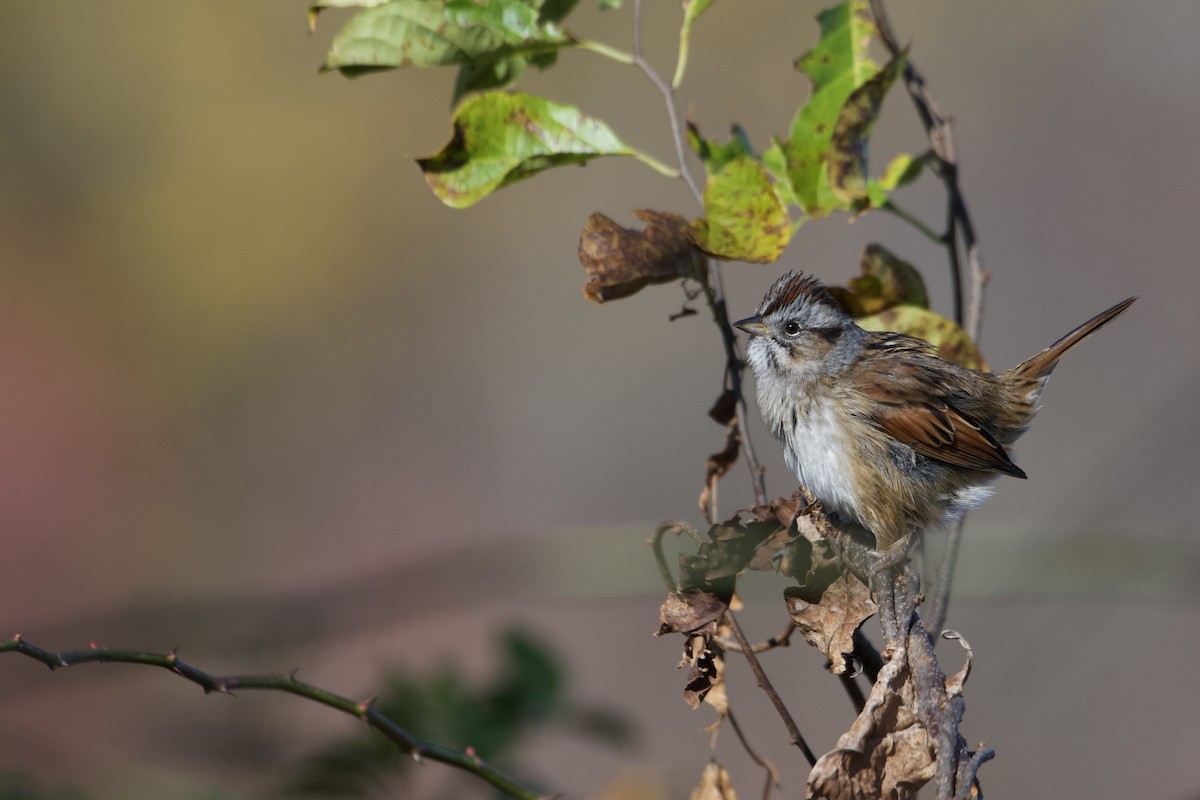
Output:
579,210,704,303
691,762,738,800
658,590,729,635
698,422,739,518
681,629,725,711
785,572,877,674
806,663,936,799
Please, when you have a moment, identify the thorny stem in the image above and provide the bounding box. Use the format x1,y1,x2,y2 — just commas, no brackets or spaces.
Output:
0,636,546,800
869,0,989,639
631,0,769,515
725,612,816,767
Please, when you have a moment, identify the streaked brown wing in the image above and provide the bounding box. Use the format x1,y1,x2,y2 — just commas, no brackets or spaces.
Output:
872,402,1026,477
854,335,1027,478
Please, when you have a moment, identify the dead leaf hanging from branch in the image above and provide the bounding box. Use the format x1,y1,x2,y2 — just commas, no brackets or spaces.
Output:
579,210,705,303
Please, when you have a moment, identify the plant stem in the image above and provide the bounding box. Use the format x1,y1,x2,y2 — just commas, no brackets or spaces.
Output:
631,0,768,511
725,613,816,767
0,636,547,800
573,37,635,65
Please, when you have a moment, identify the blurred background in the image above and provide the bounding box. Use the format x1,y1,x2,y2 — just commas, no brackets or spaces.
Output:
1,2,1197,798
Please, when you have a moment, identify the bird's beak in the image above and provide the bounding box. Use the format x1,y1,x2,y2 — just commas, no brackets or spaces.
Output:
734,315,769,337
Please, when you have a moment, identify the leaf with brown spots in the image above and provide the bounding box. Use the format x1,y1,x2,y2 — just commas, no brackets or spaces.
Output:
779,0,879,217
419,92,638,208
828,52,906,207
830,243,930,316
579,210,704,303
691,157,792,263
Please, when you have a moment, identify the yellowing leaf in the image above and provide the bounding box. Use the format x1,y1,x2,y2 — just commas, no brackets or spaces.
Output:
691,157,790,263
857,305,986,370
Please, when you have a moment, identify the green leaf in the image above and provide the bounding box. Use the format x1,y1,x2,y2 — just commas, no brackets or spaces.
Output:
307,0,391,34
827,52,905,206
761,138,801,208
452,55,530,103
687,122,754,175
418,92,636,208
784,0,878,217
692,157,791,263
320,0,570,78
445,0,542,44
538,0,582,23
866,151,926,207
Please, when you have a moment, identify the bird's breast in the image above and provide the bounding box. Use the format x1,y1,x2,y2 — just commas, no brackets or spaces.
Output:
779,398,863,521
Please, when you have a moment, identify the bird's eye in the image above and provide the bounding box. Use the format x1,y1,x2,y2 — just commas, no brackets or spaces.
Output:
782,321,802,337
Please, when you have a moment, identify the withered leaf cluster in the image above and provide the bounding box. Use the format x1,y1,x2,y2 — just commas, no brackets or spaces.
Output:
806,661,936,799
659,492,879,703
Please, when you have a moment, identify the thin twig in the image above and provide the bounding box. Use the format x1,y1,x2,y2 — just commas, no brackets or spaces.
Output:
727,708,781,800
715,622,795,654
924,517,964,635
632,0,702,203
630,0,769,512
725,612,816,766
852,629,885,686
0,635,546,800
650,520,702,592
868,0,988,340
837,673,867,714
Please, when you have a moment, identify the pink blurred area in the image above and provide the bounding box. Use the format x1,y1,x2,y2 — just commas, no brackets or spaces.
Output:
1,2,1198,799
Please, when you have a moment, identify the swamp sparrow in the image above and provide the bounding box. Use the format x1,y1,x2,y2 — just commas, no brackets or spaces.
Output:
736,271,1134,553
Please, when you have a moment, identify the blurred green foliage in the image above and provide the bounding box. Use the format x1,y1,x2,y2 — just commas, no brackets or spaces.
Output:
285,629,633,798
0,773,86,800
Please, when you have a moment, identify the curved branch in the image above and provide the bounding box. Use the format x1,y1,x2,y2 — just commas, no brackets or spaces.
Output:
0,635,547,800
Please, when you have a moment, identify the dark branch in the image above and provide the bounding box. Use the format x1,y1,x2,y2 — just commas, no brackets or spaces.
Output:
725,612,816,766
0,635,547,800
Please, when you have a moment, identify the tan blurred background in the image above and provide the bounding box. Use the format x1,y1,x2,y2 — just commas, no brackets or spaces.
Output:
1,2,1197,798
